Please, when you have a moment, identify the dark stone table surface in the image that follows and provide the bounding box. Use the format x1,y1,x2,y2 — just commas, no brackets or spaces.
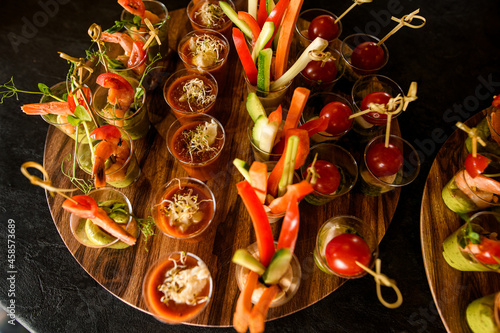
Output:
1,0,499,332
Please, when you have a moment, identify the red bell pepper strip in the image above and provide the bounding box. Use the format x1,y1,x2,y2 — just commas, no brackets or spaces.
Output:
236,181,275,266
62,195,99,219
272,116,328,155
264,0,289,48
268,180,313,214
276,197,300,254
257,0,268,28
267,128,310,198
233,28,258,86
238,11,261,45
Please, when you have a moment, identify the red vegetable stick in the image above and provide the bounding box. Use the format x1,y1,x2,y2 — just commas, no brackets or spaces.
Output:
238,11,261,45
264,0,289,48
257,0,268,28
276,196,300,254
236,181,275,266
249,161,268,204
267,128,310,198
268,180,313,214
272,116,328,155
275,0,304,79
281,87,310,139
268,105,282,124
233,271,259,333
232,28,258,85
248,284,280,333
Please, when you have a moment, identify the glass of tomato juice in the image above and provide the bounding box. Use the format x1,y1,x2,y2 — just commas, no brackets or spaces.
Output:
314,215,378,278
142,251,213,324
359,134,420,196
300,143,358,206
163,68,218,122
151,177,216,242
442,211,500,273
166,113,225,182
186,0,234,39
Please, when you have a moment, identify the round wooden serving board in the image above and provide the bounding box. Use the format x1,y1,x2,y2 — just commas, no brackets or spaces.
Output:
421,107,500,333
43,8,401,327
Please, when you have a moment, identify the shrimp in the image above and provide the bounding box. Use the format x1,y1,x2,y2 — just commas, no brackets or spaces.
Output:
455,169,500,208
56,115,76,135
21,101,73,116
90,125,131,188
63,195,136,246
96,73,135,127
101,31,135,56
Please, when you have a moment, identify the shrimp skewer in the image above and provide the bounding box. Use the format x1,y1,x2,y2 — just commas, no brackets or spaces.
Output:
118,0,161,25
455,169,500,209
63,195,136,246
21,101,73,116
96,73,135,127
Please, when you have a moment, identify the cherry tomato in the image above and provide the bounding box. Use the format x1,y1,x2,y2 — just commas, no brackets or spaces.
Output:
351,41,386,70
128,40,147,68
306,160,341,194
360,91,392,125
467,237,500,265
302,58,337,83
308,15,339,41
366,142,404,177
319,102,353,135
67,86,91,113
325,233,371,276
464,153,491,178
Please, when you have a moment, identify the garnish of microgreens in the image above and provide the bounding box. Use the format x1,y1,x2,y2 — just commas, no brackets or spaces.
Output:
181,78,216,112
0,77,66,104
183,120,220,161
194,2,225,28
159,179,213,232
189,34,225,63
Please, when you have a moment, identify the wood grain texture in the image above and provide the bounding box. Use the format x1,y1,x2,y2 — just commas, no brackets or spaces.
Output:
43,8,400,327
421,107,500,333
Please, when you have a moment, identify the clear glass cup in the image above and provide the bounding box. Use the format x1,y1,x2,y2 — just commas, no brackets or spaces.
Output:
187,0,234,39
300,143,358,205
120,0,170,59
350,74,403,138
300,92,353,143
359,134,420,196
142,252,213,324
69,187,139,249
243,71,292,110
93,76,149,140
77,128,141,188
99,33,149,81
442,211,500,272
166,113,225,182
39,81,96,142
296,47,345,93
314,215,378,278
295,8,343,52
442,155,500,214
466,292,500,333
151,177,216,242
178,29,230,88
163,68,218,122
341,33,389,78
235,242,301,308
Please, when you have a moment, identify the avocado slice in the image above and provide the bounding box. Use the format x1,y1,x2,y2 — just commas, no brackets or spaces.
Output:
232,249,266,275
262,248,293,285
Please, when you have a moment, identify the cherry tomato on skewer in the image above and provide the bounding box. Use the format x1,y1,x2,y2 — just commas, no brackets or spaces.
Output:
308,15,339,41
361,91,393,125
351,41,386,70
366,142,404,177
464,153,491,178
306,160,341,194
319,101,353,136
302,58,337,83
325,233,372,276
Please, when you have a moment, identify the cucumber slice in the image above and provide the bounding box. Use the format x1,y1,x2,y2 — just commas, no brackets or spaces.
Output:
251,21,274,62
252,115,268,148
233,158,252,182
257,48,273,95
232,249,266,275
256,118,279,153
262,248,292,285
266,0,275,14
219,1,253,38
246,92,267,122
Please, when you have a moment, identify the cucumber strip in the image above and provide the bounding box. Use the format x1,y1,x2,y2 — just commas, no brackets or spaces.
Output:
254,116,279,153
270,37,329,91
219,1,253,38
278,135,299,197
246,92,267,122
266,0,275,14
251,21,274,63
257,48,273,94
233,158,252,182
262,248,292,285
232,248,266,275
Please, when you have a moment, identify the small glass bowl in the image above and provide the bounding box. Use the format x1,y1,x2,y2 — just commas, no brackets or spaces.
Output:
314,215,378,278
151,177,216,242
187,0,234,39
235,242,301,308
296,47,345,93
295,8,343,52
142,252,213,324
341,33,389,78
